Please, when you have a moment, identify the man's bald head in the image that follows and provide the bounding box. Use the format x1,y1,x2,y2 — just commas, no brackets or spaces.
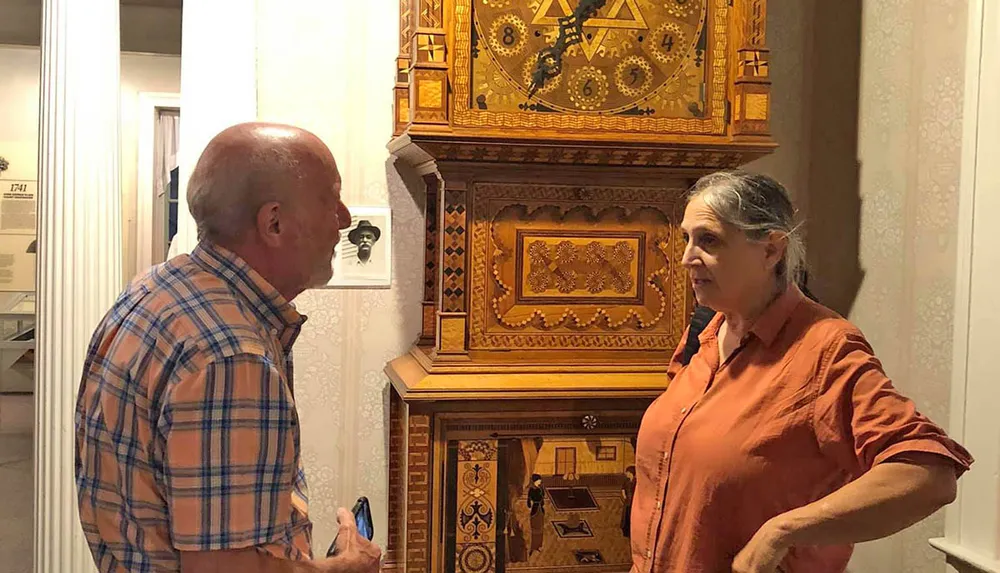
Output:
187,122,339,244
186,122,351,298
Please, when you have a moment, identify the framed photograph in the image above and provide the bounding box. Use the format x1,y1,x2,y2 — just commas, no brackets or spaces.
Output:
326,206,391,288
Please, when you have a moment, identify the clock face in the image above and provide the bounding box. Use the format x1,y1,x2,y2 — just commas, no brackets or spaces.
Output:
471,0,709,116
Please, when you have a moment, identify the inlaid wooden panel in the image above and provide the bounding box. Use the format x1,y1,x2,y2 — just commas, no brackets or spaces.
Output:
451,440,499,573
469,183,692,351
406,414,432,573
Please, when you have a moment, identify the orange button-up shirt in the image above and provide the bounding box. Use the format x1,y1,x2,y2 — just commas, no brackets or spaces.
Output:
630,286,972,573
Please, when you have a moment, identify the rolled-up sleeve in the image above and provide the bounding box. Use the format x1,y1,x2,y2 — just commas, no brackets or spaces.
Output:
812,329,973,478
158,352,305,557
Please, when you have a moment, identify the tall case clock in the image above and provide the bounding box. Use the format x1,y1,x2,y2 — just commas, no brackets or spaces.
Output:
384,1,774,572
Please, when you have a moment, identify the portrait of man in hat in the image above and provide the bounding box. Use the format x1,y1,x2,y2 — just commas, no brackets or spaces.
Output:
348,219,381,264
327,206,392,288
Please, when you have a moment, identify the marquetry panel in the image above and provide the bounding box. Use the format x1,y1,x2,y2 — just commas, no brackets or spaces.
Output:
469,183,692,351
400,0,413,56
419,0,443,29
421,175,440,343
406,414,432,573
411,69,448,124
439,314,468,354
385,391,408,566
451,0,731,135
452,440,499,573
733,0,770,135
442,188,468,313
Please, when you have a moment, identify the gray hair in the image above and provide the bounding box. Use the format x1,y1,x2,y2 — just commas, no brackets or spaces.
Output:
688,170,805,286
186,139,306,244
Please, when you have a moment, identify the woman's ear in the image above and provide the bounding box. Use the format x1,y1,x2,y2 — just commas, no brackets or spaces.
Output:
763,231,788,271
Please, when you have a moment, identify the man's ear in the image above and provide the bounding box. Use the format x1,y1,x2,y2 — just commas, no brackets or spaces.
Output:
256,201,283,247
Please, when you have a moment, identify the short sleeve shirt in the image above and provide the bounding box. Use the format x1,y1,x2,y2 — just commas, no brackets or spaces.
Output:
75,242,312,572
630,286,973,573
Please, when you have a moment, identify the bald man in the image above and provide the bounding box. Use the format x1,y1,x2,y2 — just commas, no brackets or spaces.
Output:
75,123,381,573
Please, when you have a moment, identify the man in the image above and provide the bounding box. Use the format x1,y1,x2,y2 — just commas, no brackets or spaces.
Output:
75,122,381,573
347,220,381,264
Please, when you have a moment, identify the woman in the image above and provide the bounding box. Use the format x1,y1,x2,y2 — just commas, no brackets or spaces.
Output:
630,171,973,573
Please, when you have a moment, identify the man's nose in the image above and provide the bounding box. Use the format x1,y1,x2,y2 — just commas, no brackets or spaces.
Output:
337,201,352,230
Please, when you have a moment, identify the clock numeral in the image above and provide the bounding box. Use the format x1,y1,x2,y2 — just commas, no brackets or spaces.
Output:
502,26,516,46
661,34,675,51
582,79,594,97
629,67,640,85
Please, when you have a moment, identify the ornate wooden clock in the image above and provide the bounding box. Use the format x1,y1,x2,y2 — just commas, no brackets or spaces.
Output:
384,1,773,572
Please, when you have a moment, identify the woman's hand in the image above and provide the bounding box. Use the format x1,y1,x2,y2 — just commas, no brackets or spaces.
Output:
732,521,789,573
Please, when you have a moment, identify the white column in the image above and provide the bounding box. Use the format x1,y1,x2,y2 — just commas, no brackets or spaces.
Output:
34,0,122,572
171,1,259,255
931,1,1000,572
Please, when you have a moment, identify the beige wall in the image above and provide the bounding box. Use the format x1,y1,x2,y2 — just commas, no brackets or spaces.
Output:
754,1,969,572
0,45,181,284
0,45,40,182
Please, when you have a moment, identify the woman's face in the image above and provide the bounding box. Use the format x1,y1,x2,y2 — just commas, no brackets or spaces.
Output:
680,195,783,314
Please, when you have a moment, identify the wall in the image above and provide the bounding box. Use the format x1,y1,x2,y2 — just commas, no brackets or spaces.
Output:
253,0,423,551
120,53,181,280
752,1,969,572
0,46,40,182
0,45,181,284
848,1,968,570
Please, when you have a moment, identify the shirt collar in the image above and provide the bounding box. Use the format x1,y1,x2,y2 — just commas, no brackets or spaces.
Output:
190,241,307,339
697,284,804,347
750,284,804,346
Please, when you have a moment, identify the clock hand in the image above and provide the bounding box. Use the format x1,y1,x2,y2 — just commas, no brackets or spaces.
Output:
527,0,608,98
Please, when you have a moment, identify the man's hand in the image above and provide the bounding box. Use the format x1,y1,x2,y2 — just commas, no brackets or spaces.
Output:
323,507,382,573
732,520,789,573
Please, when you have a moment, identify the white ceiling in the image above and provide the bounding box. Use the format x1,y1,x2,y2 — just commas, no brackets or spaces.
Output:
122,0,181,7
0,0,182,54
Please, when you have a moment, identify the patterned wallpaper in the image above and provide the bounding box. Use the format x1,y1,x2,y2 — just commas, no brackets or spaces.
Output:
850,1,967,570
756,1,969,572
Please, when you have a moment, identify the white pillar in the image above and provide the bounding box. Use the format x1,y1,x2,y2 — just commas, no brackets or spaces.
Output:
34,0,122,571
172,1,259,255
930,1,1000,572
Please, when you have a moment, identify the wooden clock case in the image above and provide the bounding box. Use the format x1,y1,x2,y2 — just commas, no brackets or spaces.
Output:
383,1,775,572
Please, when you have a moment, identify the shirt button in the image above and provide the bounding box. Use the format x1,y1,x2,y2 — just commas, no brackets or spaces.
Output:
655,501,662,509
646,549,652,558
270,328,278,336
681,407,687,414
662,451,668,460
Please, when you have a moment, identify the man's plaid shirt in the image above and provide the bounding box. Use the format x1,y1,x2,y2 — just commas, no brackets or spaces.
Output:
75,242,313,572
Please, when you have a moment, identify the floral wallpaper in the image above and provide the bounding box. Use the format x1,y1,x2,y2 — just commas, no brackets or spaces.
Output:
757,1,969,572
850,1,967,570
